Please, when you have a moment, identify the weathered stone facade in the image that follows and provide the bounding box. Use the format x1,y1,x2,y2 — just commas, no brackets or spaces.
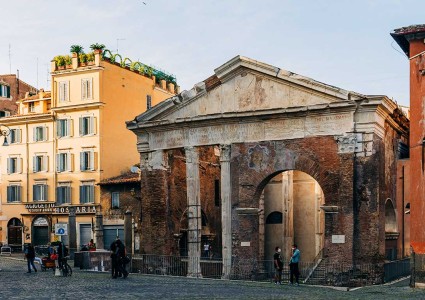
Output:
127,56,409,281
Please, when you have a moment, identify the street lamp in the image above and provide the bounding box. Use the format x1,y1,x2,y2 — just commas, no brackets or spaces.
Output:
0,124,10,146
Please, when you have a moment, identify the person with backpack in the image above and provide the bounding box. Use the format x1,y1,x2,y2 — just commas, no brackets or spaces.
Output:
116,238,129,278
25,243,37,273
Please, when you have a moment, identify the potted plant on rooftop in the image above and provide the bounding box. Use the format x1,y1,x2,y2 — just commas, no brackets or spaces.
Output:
90,43,106,54
54,55,66,70
64,55,72,69
79,53,87,67
86,52,95,66
70,44,84,55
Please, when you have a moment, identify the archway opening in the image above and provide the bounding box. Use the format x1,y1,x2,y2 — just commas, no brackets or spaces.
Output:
261,170,325,262
7,218,23,249
385,199,398,261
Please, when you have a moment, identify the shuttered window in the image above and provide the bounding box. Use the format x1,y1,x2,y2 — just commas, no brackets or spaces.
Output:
59,81,69,102
33,184,48,201
81,78,93,100
57,119,72,138
56,153,72,172
79,116,96,136
56,186,71,205
9,129,21,144
80,150,95,171
7,185,21,202
33,155,48,172
7,157,22,174
80,184,94,204
33,126,47,142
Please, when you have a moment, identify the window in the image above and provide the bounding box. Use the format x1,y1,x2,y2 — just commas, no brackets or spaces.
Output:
79,116,95,136
58,81,69,102
80,182,94,204
7,185,21,202
9,129,21,144
56,153,72,172
33,184,48,201
33,126,47,142
0,111,10,118
81,78,93,100
147,95,152,110
33,155,48,172
80,150,95,171
29,102,35,112
7,157,21,174
111,192,120,209
56,184,71,205
57,119,72,138
0,85,10,98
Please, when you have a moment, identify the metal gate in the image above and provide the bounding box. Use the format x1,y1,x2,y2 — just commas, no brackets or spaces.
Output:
79,224,92,249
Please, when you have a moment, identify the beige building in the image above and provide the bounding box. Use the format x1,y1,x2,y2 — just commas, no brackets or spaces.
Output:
0,49,175,250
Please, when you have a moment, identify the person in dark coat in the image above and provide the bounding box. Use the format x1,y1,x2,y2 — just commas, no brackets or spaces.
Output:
110,238,119,279
116,238,128,278
25,243,37,273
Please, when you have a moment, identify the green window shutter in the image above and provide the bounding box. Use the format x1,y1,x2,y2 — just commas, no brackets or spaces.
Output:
7,86,10,98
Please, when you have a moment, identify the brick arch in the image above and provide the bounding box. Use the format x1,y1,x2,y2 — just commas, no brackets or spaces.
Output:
252,153,337,205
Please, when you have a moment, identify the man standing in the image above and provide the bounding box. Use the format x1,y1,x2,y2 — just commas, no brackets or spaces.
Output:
110,238,119,279
273,246,283,285
25,243,37,273
116,238,129,278
289,244,300,286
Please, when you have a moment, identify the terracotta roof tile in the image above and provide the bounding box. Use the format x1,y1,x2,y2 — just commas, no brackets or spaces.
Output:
98,172,140,185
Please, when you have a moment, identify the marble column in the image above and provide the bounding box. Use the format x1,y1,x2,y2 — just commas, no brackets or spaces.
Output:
185,146,202,277
282,171,294,261
220,144,232,279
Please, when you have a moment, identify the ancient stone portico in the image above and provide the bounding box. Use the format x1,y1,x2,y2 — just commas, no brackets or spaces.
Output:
126,56,409,281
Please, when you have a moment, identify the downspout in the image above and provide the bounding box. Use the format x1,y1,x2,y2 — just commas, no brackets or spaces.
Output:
26,122,29,203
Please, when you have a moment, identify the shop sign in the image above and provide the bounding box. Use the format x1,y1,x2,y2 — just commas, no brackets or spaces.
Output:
25,203,97,214
33,217,49,227
55,223,68,236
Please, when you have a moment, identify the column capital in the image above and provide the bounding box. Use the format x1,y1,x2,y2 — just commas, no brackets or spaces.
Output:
185,146,199,163
220,144,231,162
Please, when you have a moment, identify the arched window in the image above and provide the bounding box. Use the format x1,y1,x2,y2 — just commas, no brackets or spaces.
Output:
266,211,283,224
385,199,397,233
7,218,22,227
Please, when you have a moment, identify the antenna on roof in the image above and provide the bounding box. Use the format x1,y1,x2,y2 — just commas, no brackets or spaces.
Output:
116,38,126,53
8,44,11,74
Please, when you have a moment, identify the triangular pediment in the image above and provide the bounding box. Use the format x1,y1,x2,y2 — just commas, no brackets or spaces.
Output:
128,56,362,127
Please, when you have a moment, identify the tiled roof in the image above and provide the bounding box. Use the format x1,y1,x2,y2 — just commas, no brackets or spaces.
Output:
393,24,425,35
391,24,425,57
98,172,140,185
23,92,51,101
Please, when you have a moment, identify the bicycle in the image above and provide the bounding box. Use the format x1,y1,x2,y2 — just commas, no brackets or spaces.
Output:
60,256,72,277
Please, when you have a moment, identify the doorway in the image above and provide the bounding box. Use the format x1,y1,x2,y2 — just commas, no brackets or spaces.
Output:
7,218,22,250
262,170,325,262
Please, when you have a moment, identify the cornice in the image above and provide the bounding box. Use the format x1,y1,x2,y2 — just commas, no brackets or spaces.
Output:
51,102,105,112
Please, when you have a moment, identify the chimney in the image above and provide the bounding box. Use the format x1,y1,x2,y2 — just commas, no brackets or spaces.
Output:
39,88,45,99
95,51,101,66
51,60,57,72
72,53,78,69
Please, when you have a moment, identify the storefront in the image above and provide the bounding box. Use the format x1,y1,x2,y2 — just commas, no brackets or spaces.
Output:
18,203,99,248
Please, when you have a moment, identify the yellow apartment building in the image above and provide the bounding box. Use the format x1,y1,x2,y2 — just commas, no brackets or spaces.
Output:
0,49,175,250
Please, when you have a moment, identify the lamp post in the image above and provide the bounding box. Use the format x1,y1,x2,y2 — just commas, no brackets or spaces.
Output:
0,124,10,146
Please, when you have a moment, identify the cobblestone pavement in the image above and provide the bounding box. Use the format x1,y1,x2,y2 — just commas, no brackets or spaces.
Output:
1,257,424,299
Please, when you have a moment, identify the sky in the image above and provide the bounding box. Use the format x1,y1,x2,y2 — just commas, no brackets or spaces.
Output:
1,0,423,107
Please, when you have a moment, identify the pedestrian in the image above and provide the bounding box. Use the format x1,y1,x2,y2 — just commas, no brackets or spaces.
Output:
25,243,37,273
110,237,119,279
203,242,210,259
116,238,129,278
289,244,300,286
47,242,54,259
273,246,283,285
